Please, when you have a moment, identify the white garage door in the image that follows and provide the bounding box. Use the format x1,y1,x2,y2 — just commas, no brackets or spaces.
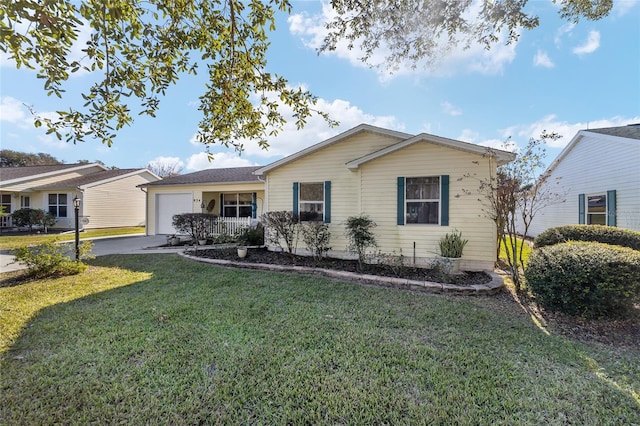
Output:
156,193,192,234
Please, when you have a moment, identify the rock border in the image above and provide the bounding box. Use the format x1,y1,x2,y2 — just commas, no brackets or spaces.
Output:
179,251,504,296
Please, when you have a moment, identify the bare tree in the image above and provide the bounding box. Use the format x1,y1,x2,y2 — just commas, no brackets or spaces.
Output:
462,132,565,291
146,158,184,177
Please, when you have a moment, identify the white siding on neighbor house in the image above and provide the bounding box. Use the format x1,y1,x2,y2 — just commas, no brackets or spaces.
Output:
82,174,154,229
146,183,265,235
265,133,499,270
525,133,640,236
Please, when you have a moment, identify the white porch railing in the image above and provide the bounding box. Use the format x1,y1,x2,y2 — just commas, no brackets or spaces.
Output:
0,216,12,228
208,217,252,236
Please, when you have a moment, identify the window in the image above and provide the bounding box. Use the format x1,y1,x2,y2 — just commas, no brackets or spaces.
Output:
222,193,253,218
587,194,606,225
0,194,11,214
299,182,324,222
579,191,616,226
20,196,30,209
405,177,440,224
48,193,68,218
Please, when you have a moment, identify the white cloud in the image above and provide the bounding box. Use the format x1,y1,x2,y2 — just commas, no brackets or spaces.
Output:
572,30,600,55
185,152,259,171
288,3,518,80
188,92,405,163
0,96,29,126
554,23,576,47
442,101,463,116
533,50,554,68
147,156,185,171
477,138,516,151
613,0,639,16
458,129,479,143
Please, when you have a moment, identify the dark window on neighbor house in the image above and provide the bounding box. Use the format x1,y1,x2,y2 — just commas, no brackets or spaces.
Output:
48,193,68,218
222,193,252,218
587,194,606,225
405,177,440,224
0,194,11,214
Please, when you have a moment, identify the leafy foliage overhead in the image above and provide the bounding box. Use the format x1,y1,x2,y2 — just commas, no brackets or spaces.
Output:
321,0,612,71
1,0,335,150
2,1,610,149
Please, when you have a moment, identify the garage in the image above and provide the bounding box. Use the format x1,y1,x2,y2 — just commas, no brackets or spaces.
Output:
155,193,192,234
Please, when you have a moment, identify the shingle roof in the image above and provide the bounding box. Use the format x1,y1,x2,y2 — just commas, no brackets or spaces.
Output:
0,164,84,182
33,169,150,190
586,123,640,140
142,166,263,186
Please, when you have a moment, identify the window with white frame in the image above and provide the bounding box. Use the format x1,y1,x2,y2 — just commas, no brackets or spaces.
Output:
20,196,30,208
299,182,324,222
405,177,440,224
586,193,606,225
0,194,11,214
48,193,68,218
222,193,252,218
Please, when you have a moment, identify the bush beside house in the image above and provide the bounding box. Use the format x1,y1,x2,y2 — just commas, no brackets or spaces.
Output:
526,225,640,318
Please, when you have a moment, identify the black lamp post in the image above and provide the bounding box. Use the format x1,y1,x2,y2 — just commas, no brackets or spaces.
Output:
73,196,81,260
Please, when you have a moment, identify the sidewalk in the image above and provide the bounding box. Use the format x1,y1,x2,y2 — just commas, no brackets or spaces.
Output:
1,235,180,273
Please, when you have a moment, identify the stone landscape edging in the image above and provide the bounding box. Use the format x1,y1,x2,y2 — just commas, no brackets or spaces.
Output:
179,251,504,296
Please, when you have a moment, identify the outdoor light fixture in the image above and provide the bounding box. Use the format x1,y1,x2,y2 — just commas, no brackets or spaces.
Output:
73,196,81,261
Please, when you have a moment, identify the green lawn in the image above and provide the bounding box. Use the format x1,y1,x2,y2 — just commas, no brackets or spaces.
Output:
499,236,533,268
0,226,145,250
1,254,638,424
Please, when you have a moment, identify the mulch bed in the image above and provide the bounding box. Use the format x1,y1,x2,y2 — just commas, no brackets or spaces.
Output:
186,246,492,286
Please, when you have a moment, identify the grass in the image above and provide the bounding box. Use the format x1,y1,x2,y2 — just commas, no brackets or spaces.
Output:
499,235,533,268
0,226,145,250
1,254,639,424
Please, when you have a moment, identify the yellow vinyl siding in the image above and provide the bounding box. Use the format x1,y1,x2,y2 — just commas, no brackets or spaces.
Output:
265,134,498,270
83,174,154,229
361,142,496,269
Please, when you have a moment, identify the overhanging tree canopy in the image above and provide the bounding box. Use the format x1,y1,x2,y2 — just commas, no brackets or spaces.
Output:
2,0,611,150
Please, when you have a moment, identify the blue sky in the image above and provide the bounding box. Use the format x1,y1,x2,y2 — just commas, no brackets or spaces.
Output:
1,1,639,172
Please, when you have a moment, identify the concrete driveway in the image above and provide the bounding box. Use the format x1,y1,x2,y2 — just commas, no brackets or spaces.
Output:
1,235,178,273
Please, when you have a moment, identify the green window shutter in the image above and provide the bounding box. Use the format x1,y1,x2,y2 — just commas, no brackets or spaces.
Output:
324,181,331,223
251,192,257,219
606,190,616,226
440,175,449,226
220,194,224,217
292,182,299,217
397,177,405,225
578,194,585,224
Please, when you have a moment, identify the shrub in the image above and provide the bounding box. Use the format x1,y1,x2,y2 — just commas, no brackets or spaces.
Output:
261,211,298,254
236,223,265,246
300,222,331,263
534,224,640,251
438,230,468,258
11,208,56,232
345,214,377,271
172,213,217,242
525,241,640,318
11,240,95,278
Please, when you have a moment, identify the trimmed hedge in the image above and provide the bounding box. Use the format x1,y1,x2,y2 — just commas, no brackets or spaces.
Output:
524,241,640,318
534,224,640,251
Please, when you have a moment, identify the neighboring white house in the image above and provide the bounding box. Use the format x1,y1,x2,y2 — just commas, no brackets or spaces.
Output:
524,124,640,237
140,166,265,235
0,163,160,230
